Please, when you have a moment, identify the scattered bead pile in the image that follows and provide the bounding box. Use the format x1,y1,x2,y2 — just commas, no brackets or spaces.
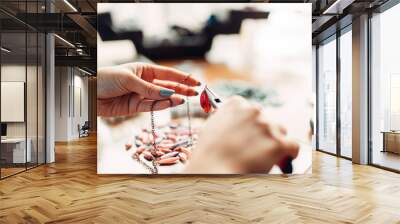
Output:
125,122,199,167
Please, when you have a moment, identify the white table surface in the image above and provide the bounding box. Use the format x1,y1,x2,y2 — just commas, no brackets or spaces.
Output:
97,108,312,175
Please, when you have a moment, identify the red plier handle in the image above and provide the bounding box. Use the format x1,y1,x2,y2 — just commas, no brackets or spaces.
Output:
200,85,222,113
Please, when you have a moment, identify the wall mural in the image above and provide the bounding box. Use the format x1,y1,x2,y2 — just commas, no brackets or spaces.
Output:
96,3,312,175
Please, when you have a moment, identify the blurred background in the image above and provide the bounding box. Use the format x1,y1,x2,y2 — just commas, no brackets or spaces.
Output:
98,4,310,81
97,3,312,174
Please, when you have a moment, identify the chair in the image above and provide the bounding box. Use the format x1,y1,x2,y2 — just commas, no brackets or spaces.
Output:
78,121,90,138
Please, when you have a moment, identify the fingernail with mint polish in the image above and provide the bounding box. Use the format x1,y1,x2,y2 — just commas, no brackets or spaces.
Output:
160,88,175,97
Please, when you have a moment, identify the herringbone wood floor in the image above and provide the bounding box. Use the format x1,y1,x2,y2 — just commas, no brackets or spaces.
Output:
1,135,399,224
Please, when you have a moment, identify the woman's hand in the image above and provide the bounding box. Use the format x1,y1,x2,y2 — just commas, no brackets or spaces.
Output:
184,96,300,174
97,62,201,117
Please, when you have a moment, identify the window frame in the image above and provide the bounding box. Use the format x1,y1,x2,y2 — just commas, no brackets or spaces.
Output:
315,23,353,160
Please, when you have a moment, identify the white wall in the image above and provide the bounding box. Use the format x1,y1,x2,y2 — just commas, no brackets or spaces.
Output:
54,67,89,141
1,65,26,138
1,65,31,138
1,63,46,163
55,66,69,141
